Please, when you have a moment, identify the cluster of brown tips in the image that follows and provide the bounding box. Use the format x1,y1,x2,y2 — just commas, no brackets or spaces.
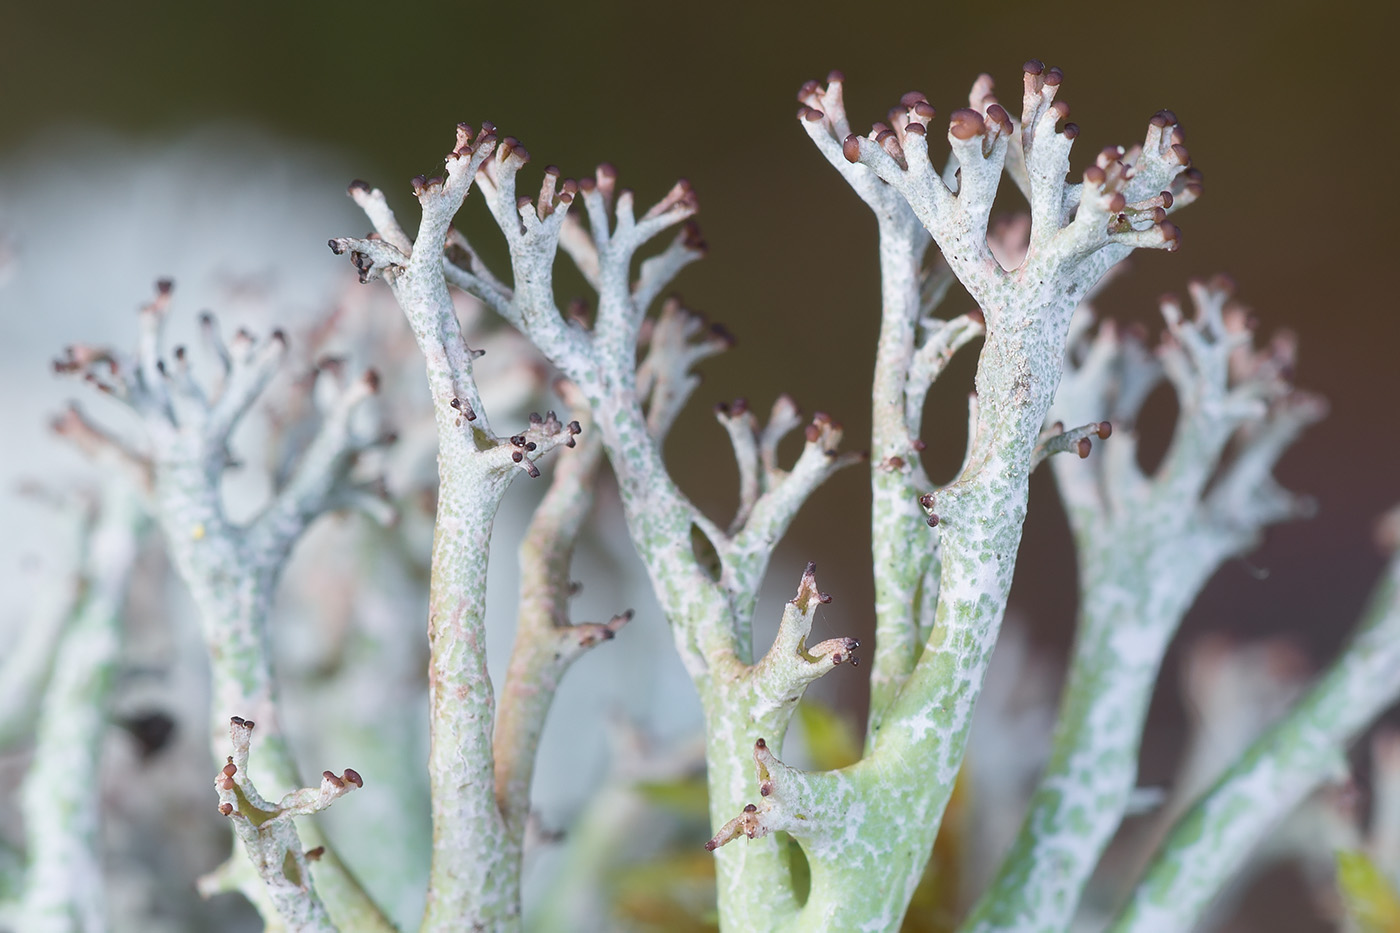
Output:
1064,420,1113,459
1021,60,1075,142
321,768,364,790
412,122,502,199
504,410,582,478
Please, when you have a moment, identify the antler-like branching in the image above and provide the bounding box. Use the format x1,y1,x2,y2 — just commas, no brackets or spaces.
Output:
54,281,393,930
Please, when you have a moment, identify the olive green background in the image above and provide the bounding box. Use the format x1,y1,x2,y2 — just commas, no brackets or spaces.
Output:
3,2,1395,927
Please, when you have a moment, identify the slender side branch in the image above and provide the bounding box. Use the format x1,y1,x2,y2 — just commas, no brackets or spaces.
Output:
494,391,629,842
214,717,364,933
747,563,859,728
721,407,865,626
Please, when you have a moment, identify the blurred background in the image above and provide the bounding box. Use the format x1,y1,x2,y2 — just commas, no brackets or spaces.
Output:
1,1,1396,930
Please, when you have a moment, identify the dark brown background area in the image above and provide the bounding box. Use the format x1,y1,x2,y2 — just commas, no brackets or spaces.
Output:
4,2,1396,925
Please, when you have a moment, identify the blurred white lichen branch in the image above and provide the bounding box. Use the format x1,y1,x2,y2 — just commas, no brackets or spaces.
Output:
52,282,394,930
5,483,146,933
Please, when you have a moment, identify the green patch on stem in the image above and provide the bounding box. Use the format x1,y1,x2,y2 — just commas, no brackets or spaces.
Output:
1336,849,1400,933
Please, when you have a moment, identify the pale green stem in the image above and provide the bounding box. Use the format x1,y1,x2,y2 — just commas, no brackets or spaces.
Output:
960,535,1216,932
17,486,145,933
1110,549,1400,933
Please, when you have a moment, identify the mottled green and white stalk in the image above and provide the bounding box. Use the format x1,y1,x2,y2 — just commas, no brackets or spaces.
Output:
56,283,393,931
331,124,620,931
1111,518,1400,931
13,484,146,933
963,279,1324,932
700,64,1194,930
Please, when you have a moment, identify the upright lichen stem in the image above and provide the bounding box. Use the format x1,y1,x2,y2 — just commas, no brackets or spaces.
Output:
17,484,145,933
867,219,937,739
421,457,517,930
1112,542,1400,931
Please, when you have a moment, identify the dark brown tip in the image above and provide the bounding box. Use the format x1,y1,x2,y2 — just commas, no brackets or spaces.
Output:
900,90,928,108
348,179,371,194
755,737,767,749
826,69,844,84
155,278,174,295
219,802,234,816
842,135,862,163
1045,67,1063,87
948,109,985,140
344,768,363,788
1023,59,1045,76
1097,421,1113,439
